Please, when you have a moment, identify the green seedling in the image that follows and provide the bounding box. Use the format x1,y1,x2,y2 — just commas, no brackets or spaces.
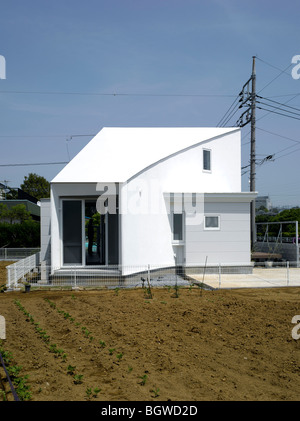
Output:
108,348,115,356
151,387,160,398
86,387,92,399
139,374,148,386
86,386,101,399
67,365,76,375
93,387,101,397
99,340,106,348
73,374,83,384
116,352,123,362
49,343,57,353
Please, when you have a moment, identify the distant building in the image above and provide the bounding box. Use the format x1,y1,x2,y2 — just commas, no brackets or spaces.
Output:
256,195,272,211
0,183,7,200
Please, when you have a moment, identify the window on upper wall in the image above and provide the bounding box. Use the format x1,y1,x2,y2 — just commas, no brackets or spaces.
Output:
173,213,183,241
203,149,211,171
204,215,220,230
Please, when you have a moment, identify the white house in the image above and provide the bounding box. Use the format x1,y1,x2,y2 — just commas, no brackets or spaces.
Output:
41,127,256,277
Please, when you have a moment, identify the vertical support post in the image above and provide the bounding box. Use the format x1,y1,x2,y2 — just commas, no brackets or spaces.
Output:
219,263,221,289
287,261,290,286
250,56,256,248
6,267,11,290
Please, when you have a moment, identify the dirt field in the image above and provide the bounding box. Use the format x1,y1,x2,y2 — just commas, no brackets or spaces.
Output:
0,261,300,402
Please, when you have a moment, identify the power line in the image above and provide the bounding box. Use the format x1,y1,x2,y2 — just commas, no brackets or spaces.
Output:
256,106,300,121
0,134,95,138
0,90,236,98
255,57,292,76
216,95,240,127
0,161,68,167
257,62,293,93
257,95,300,114
256,127,300,146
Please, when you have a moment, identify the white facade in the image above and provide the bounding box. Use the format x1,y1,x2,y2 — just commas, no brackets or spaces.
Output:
42,127,256,274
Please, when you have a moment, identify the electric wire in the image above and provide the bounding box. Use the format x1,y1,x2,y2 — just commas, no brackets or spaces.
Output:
216,95,240,127
0,162,68,167
0,90,236,98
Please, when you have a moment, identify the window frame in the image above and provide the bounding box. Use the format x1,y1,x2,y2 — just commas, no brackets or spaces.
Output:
172,212,185,243
204,215,220,231
203,148,212,172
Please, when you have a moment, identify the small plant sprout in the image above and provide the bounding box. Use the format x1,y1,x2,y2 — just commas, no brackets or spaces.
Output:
109,348,115,355
67,365,76,375
73,374,83,384
116,352,123,362
86,386,101,399
99,340,106,348
93,387,101,397
139,374,148,386
86,387,92,399
151,387,160,398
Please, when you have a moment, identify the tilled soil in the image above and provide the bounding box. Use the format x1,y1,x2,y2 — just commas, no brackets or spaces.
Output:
0,262,300,401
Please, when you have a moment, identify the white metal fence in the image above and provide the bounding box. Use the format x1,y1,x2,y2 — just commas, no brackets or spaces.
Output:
5,260,300,290
0,248,40,261
6,252,41,290
188,261,300,289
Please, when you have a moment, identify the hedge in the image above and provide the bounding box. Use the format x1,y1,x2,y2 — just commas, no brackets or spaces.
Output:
0,221,40,247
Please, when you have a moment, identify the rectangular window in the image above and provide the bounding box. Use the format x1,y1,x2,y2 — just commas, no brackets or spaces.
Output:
204,215,220,230
203,149,211,171
173,213,183,241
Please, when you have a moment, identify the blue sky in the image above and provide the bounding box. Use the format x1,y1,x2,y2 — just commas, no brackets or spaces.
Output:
0,0,300,207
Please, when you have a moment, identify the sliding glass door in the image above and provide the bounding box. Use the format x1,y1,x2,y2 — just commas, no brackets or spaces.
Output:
62,198,119,266
62,200,82,265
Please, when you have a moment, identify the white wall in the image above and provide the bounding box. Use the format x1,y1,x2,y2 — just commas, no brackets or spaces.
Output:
40,198,51,264
120,130,245,269
185,201,251,265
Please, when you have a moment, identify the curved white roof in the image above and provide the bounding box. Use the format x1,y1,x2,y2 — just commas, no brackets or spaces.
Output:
51,127,238,183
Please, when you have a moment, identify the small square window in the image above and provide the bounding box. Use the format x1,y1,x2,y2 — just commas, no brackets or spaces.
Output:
203,149,211,171
204,215,220,230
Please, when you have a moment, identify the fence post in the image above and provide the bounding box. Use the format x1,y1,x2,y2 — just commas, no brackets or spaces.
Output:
219,263,221,289
6,267,11,289
287,261,290,286
14,264,17,289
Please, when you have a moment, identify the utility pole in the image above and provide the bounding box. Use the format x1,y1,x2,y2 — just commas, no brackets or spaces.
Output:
250,56,256,247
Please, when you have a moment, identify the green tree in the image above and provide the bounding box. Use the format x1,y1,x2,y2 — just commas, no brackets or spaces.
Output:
9,204,32,223
0,203,9,220
0,204,32,223
20,173,50,201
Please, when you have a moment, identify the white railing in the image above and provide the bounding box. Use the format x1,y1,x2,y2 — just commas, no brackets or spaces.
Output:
6,252,41,290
